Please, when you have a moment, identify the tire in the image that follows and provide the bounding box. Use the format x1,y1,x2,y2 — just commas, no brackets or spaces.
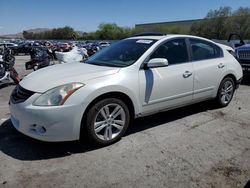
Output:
33,65,39,71
83,98,130,146
215,77,235,107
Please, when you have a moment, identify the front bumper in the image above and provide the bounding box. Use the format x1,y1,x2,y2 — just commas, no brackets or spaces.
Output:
9,94,85,142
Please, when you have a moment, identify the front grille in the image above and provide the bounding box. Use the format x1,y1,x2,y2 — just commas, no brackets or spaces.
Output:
10,85,35,104
238,51,250,60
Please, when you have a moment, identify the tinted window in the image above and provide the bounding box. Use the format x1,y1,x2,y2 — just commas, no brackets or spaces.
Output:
190,39,222,61
150,38,188,65
86,39,156,67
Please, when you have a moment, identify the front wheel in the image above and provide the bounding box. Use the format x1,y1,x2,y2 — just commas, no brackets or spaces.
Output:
33,64,39,71
83,98,130,146
216,77,235,107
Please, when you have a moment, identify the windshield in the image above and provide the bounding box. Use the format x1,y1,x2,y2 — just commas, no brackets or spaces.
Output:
85,39,156,67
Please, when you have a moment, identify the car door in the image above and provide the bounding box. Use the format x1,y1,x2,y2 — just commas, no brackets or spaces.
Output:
139,38,194,114
189,38,225,101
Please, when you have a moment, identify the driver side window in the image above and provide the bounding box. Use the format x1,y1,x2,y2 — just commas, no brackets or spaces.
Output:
150,38,189,65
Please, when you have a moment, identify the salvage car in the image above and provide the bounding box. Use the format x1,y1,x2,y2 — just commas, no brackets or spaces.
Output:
9,34,243,146
0,42,18,48
10,42,33,55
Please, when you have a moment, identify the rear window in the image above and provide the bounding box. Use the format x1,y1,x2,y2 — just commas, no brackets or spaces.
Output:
190,38,223,61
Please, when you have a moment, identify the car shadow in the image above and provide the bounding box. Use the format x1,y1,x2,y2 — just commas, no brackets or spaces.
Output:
0,101,218,161
126,100,217,135
0,83,16,89
0,119,97,161
241,74,250,86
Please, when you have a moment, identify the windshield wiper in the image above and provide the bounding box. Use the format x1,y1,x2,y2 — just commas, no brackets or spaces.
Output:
86,61,122,67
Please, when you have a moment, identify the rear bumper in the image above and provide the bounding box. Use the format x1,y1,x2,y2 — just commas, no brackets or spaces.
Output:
236,77,243,89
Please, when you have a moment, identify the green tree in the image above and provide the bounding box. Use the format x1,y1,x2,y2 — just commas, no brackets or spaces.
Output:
96,23,125,40
190,6,232,39
190,6,250,39
23,26,78,40
227,7,250,38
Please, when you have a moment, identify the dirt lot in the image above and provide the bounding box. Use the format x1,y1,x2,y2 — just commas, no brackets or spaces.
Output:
0,56,250,188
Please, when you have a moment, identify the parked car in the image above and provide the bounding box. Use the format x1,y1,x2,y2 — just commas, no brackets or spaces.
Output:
0,45,20,85
0,42,18,48
56,42,71,52
10,42,33,55
0,43,18,56
99,41,110,48
9,34,243,146
228,33,250,73
25,47,52,71
55,46,88,63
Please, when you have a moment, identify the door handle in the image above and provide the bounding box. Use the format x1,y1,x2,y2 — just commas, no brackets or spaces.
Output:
218,63,225,68
183,71,192,78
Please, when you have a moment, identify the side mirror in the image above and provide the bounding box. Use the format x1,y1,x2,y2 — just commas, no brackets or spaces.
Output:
146,58,168,68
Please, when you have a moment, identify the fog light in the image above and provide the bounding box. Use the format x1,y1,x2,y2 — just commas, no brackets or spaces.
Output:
38,126,46,134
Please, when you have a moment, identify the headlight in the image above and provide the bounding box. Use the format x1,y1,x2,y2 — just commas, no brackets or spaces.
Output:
33,83,84,106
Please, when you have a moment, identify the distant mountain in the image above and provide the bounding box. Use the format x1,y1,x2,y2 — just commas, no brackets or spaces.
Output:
0,33,23,39
0,28,52,39
24,28,52,34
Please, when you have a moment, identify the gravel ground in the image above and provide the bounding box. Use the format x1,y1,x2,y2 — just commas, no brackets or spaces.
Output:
0,56,250,188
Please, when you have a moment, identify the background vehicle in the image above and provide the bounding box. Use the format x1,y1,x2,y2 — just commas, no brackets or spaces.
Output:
55,47,88,64
228,33,250,73
25,47,52,71
9,34,242,146
55,42,71,52
10,42,33,55
0,45,20,85
0,42,18,48
99,41,110,48
0,43,18,56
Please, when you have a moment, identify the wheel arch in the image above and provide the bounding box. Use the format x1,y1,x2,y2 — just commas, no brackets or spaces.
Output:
221,73,237,87
215,73,237,107
80,91,136,138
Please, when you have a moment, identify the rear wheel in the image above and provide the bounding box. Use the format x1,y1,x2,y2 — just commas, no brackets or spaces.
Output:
83,98,130,146
216,77,235,107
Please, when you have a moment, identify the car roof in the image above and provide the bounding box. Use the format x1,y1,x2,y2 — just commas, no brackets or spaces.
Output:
127,35,167,40
127,34,218,44
128,34,196,40
0,42,17,45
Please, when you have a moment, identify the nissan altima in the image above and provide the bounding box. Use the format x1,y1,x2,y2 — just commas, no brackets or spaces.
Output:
9,34,243,146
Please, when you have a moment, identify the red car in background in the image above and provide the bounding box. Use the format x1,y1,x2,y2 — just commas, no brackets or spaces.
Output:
56,42,71,52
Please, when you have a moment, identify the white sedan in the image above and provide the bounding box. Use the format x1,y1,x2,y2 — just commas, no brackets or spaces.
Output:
9,34,243,146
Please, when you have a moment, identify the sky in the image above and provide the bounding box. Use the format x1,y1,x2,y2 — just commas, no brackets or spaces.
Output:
0,0,249,35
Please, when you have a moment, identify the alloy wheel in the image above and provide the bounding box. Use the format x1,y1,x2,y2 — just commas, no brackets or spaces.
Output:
220,80,234,105
94,103,126,141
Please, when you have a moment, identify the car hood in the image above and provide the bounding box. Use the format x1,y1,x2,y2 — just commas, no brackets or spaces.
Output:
20,62,120,93
236,44,250,51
